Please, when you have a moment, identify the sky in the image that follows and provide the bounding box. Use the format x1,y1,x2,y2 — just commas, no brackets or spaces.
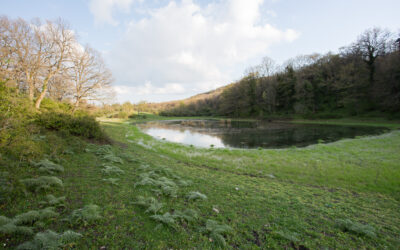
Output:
2,0,400,103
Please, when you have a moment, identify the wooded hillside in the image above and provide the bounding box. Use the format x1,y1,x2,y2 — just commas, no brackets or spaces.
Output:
160,28,400,118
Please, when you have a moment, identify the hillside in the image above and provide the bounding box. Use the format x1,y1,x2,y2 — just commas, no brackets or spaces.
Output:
159,29,400,119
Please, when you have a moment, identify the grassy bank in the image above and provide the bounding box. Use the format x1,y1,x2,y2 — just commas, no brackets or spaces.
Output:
2,117,400,249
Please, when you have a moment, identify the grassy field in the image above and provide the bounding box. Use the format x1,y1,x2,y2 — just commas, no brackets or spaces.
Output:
1,117,400,249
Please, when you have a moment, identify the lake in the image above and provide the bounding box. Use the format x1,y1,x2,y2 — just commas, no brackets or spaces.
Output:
136,119,388,149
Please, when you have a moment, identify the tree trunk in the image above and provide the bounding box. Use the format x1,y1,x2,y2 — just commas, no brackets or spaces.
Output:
72,99,80,114
35,78,49,109
26,73,34,102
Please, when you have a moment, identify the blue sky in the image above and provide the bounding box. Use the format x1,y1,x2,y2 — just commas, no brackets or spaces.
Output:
2,0,400,103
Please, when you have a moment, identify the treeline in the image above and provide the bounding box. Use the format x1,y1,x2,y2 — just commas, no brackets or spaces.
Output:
161,28,400,118
97,101,158,119
0,16,114,112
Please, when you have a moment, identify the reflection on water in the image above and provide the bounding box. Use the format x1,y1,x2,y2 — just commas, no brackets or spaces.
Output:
136,120,387,149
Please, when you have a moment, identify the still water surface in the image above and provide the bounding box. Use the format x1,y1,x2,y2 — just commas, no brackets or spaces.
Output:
137,120,387,149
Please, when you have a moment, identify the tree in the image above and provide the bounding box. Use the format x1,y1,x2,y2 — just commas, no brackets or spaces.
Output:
68,45,114,113
351,27,392,87
48,72,73,102
258,56,277,77
0,17,41,100
35,19,76,109
137,101,148,115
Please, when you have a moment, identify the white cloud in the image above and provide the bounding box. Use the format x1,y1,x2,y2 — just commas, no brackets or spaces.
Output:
114,82,187,102
108,0,299,102
89,0,134,25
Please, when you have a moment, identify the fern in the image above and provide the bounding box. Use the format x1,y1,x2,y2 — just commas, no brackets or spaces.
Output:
13,207,58,226
134,175,157,188
133,196,152,207
13,211,40,225
102,178,120,186
133,196,164,214
274,230,300,242
0,172,12,202
0,207,58,237
204,219,232,247
173,209,198,222
150,212,177,229
84,144,97,153
59,230,82,244
96,145,113,155
21,176,63,193
135,173,179,197
145,201,164,214
38,207,59,220
63,148,74,155
137,164,151,171
33,159,64,175
336,219,376,238
86,145,124,164
160,185,178,198
101,165,124,175
0,222,33,236
154,167,174,177
39,195,66,208
0,215,11,225
0,215,34,235
177,179,192,187
86,144,112,155
155,177,178,197
187,191,207,201
70,204,102,226
120,153,138,163
17,230,82,250
157,177,176,187
102,153,124,164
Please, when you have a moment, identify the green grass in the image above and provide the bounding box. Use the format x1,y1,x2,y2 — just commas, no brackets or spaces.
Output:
1,117,400,249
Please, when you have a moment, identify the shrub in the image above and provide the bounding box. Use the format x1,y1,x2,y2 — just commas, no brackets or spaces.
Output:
36,112,109,142
109,111,129,119
0,82,42,160
39,98,72,113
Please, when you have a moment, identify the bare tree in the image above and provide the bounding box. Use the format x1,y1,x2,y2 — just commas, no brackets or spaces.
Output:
48,72,73,101
0,16,15,82
258,56,277,77
351,27,392,86
0,17,40,99
35,19,75,109
68,45,114,113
